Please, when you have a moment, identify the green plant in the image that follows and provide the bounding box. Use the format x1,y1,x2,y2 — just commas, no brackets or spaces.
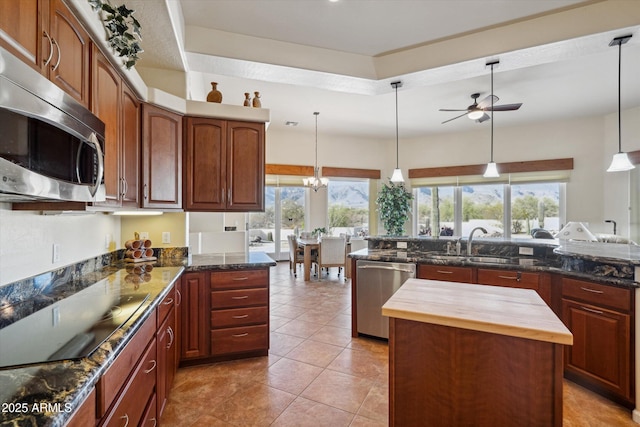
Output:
312,227,327,237
376,180,413,236
89,0,142,69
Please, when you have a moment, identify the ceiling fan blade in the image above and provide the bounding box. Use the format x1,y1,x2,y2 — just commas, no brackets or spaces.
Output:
485,102,523,112
476,113,491,123
477,95,498,109
439,108,469,112
441,112,469,124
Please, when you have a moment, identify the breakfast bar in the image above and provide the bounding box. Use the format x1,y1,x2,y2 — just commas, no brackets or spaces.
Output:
382,278,573,427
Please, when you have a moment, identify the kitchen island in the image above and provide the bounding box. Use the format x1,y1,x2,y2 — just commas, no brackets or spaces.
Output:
382,278,573,427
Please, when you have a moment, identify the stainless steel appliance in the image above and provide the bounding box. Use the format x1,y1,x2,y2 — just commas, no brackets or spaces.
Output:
0,46,105,202
356,260,416,339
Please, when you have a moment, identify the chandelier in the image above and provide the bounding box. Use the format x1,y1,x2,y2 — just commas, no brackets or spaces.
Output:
303,112,328,191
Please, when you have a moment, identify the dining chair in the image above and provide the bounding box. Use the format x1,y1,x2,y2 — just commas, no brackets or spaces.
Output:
288,234,317,277
317,235,347,278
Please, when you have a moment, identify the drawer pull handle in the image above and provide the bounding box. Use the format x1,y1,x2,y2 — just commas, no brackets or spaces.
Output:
121,413,129,427
149,418,157,427
231,295,249,300
176,289,182,306
232,333,249,338
167,326,175,349
232,314,249,319
43,31,54,66
580,306,604,315
580,287,604,294
163,297,174,305
51,38,61,71
144,360,157,374
498,272,522,282
232,277,249,281
436,270,453,274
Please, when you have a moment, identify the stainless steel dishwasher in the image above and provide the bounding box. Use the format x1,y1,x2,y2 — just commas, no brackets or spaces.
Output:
356,260,416,339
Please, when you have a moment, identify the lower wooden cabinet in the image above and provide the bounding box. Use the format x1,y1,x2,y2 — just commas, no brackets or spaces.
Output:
64,388,96,427
561,277,634,406
477,268,551,306
417,264,473,283
179,268,270,365
157,285,178,420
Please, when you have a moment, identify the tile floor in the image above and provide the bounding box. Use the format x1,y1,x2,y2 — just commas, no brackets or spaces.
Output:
162,261,637,426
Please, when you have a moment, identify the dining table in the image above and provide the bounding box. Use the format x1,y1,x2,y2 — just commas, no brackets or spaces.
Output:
297,237,320,281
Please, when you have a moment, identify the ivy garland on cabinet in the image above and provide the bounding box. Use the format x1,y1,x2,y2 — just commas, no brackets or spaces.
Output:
88,0,142,69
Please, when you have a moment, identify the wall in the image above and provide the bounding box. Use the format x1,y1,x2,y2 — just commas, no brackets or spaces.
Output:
0,205,120,286
120,212,187,250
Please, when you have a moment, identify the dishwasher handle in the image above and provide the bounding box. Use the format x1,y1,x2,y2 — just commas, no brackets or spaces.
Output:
357,265,415,274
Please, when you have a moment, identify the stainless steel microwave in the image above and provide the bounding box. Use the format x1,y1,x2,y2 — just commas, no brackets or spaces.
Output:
0,46,105,203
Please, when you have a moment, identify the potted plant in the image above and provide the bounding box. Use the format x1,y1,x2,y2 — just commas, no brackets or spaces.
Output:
376,180,413,236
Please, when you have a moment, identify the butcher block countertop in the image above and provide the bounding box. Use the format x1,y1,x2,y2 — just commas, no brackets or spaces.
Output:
382,278,573,345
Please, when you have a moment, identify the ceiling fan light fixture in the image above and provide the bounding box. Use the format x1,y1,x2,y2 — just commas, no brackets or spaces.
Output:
467,110,484,120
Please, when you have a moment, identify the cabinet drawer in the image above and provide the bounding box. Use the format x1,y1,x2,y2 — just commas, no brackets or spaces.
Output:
100,337,157,427
211,288,268,309
210,324,268,355
477,268,540,289
210,269,268,289
211,306,268,328
139,393,157,427
157,284,176,326
97,313,156,416
418,264,473,283
562,278,631,312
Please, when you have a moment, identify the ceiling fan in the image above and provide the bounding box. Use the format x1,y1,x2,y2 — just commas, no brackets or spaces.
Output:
439,61,523,124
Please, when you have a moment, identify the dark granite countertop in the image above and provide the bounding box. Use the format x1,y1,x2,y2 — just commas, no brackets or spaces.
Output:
0,250,276,426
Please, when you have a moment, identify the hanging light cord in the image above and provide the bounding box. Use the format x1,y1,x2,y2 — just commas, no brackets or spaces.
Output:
490,63,495,162
314,112,319,174
395,84,400,168
617,40,622,153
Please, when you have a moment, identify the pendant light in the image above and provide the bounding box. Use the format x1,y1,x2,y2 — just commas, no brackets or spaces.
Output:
483,60,500,178
303,112,329,191
390,81,404,183
607,35,635,172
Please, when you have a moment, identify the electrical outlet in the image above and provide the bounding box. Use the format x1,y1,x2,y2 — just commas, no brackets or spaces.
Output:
52,306,60,327
52,243,60,263
105,233,112,249
397,241,407,249
139,232,149,240
162,232,171,244
518,247,534,256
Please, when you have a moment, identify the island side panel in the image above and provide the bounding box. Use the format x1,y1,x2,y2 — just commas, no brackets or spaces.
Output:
389,317,563,427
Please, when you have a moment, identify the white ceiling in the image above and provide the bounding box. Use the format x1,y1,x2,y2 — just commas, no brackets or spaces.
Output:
130,0,640,140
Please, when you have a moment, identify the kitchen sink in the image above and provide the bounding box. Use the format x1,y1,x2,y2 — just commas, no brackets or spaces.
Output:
466,256,514,264
424,253,518,264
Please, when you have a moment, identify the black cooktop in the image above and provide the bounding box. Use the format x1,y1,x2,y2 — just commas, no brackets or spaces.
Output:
0,280,149,369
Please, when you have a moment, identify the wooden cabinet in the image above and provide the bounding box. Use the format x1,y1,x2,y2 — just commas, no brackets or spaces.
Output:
561,277,633,406
180,272,208,360
142,104,183,209
418,263,474,283
156,285,178,419
120,83,141,206
477,268,551,306
0,0,90,107
64,388,96,427
184,117,265,212
209,269,269,356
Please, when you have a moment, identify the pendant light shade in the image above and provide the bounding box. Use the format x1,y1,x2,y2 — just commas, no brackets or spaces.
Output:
303,112,329,191
484,61,500,178
607,35,635,173
390,81,404,183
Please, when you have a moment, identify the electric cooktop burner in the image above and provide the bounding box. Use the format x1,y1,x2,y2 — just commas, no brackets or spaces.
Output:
0,277,150,369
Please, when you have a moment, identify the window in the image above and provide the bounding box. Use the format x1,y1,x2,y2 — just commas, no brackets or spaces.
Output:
511,182,561,238
327,179,369,236
415,186,455,236
461,184,504,236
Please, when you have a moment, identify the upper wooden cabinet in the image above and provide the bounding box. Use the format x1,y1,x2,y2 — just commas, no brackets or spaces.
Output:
142,104,183,209
0,0,90,107
184,117,265,212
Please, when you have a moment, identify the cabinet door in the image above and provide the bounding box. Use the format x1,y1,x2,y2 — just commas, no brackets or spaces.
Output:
477,268,551,306
184,117,226,211
0,0,48,73
120,83,140,206
91,46,121,207
141,104,183,209
226,121,265,211
562,298,631,402
417,264,473,283
180,272,208,360
48,0,90,107
156,306,176,420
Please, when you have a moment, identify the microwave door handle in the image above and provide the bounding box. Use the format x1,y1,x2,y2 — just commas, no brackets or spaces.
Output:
87,133,104,197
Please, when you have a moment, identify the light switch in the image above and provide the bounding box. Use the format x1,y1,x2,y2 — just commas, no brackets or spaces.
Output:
162,232,171,244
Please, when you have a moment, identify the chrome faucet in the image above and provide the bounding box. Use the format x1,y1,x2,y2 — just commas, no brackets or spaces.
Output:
467,227,488,256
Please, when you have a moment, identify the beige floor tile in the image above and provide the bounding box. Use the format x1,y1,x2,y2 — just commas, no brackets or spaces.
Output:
326,313,352,329
257,357,323,395
328,347,388,380
269,331,304,356
271,396,355,427
301,369,375,413
285,339,344,368
349,414,388,426
274,318,324,338
356,381,389,423
309,324,353,347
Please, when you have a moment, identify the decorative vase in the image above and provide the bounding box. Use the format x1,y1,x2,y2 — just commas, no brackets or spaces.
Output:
206,82,222,103
243,92,251,106
252,91,261,108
